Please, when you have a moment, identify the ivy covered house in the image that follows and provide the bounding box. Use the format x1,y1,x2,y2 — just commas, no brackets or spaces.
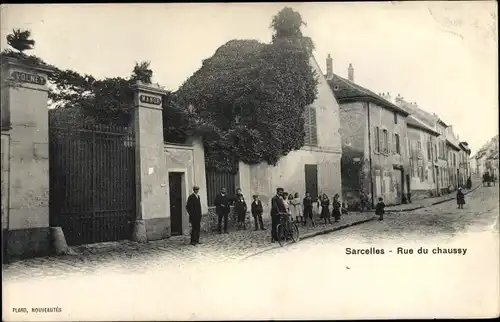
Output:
176,39,343,215
324,55,410,208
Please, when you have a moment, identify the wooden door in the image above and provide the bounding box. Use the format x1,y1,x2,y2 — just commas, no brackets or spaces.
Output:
169,172,183,236
304,164,318,199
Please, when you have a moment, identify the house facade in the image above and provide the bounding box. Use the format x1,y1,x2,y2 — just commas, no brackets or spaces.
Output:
326,59,410,208
405,115,440,199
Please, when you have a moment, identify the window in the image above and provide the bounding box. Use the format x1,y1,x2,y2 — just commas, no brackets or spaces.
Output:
375,127,380,153
427,141,431,160
394,133,400,154
434,144,438,161
432,165,436,183
418,159,424,182
393,112,398,124
304,106,317,146
382,129,389,153
417,140,422,157
409,158,415,177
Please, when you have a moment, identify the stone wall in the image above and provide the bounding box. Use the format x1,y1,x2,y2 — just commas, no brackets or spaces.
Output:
339,102,367,207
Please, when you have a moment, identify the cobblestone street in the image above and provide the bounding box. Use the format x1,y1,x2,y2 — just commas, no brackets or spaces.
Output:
1,182,487,282
3,185,498,321
2,212,375,281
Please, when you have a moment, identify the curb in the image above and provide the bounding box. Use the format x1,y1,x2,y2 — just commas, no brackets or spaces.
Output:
240,216,377,261
382,183,483,213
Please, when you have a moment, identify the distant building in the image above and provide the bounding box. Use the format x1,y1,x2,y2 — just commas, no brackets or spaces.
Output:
474,135,499,177
325,56,410,208
458,142,472,185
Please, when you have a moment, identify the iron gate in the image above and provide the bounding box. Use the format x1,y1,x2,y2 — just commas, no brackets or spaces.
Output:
49,120,136,246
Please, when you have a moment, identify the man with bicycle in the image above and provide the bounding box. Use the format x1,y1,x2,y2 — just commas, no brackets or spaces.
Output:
270,187,286,243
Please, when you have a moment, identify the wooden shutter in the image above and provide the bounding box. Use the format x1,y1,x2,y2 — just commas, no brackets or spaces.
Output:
309,107,317,146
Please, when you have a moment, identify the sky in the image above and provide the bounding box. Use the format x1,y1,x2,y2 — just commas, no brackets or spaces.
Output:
1,2,497,155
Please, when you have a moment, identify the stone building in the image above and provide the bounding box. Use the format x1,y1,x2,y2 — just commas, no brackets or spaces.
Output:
474,135,499,178
394,98,451,196
324,56,410,208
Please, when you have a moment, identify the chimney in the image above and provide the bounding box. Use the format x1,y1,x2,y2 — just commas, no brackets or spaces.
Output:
386,92,392,103
326,54,333,80
348,63,354,82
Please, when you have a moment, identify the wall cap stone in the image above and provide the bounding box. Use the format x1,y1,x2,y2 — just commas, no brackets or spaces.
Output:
131,81,169,96
1,56,56,75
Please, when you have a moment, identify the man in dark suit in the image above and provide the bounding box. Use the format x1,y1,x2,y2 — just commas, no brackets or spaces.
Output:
214,187,231,234
270,187,286,242
186,185,202,245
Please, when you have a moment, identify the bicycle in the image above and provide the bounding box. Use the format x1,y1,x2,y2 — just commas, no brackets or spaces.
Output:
276,212,300,247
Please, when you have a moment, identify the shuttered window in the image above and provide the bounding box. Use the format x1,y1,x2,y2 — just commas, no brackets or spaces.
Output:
304,106,317,146
383,129,389,153
394,134,401,154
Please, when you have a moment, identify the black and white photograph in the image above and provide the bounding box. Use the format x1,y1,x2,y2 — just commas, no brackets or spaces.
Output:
1,2,499,320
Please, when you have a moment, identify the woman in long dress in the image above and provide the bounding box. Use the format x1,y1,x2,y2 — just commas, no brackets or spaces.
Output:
320,194,332,224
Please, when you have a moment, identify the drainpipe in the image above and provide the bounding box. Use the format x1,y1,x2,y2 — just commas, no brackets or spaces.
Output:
366,102,375,208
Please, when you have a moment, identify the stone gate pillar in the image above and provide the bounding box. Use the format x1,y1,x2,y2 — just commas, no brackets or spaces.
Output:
1,57,55,258
131,81,169,242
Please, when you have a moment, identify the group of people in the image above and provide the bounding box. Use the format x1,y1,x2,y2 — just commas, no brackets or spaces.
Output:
186,185,359,246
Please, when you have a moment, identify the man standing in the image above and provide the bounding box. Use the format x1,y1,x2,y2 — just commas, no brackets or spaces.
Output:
214,187,231,234
270,187,286,242
186,185,202,245
302,192,315,227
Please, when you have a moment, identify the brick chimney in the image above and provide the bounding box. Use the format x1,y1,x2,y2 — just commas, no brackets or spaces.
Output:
348,63,354,82
326,54,333,80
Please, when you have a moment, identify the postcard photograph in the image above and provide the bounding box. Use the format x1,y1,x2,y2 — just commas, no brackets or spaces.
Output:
1,1,499,321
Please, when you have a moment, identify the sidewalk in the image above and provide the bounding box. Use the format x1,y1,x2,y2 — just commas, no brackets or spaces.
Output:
383,182,482,213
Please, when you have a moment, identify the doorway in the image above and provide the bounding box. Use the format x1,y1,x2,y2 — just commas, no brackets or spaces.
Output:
304,164,318,199
169,172,184,236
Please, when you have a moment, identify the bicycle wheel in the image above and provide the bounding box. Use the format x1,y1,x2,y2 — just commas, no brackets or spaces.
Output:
276,224,286,247
290,222,300,243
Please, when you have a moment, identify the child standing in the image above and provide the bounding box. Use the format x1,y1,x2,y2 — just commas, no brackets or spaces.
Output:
234,190,248,230
375,197,385,221
456,187,465,209
291,192,303,224
302,192,315,227
251,194,265,230
282,192,291,215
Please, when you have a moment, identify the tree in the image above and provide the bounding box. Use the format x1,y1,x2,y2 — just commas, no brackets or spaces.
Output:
6,29,35,54
176,7,318,172
48,60,158,126
130,61,153,84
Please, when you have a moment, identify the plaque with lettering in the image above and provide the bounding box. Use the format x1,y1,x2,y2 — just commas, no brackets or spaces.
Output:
11,71,47,86
139,95,162,105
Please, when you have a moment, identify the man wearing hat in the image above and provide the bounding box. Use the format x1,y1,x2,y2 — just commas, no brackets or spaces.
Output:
186,185,202,245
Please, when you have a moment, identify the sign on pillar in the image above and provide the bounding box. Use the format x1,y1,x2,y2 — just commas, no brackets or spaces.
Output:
131,81,169,243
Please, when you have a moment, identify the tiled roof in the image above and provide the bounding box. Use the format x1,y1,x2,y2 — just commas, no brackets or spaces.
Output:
406,115,439,136
327,74,409,116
